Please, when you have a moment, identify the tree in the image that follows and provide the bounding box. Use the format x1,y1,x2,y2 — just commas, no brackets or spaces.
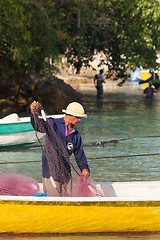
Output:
0,0,63,99
1,0,160,97
64,0,160,81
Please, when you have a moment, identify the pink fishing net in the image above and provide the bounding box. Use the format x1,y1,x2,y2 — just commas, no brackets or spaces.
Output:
72,175,97,197
0,172,40,196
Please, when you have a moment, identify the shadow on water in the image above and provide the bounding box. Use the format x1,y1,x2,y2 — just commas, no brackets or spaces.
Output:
82,91,160,113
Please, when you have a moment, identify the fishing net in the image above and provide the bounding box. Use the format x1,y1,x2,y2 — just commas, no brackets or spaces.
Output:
0,171,40,196
33,104,72,194
72,175,97,197
32,103,104,197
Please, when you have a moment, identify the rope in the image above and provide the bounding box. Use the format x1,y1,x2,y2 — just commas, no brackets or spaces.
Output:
1,152,160,165
82,119,134,135
87,153,160,159
84,138,129,146
0,160,41,164
84,135,160,147
82,120,160,141
0,189,18,196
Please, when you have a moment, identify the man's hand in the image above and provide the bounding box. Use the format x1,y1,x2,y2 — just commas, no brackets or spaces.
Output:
30,101,39,113
82,169,90,178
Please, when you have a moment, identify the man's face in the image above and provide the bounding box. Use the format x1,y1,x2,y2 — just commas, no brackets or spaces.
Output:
67,115,82,126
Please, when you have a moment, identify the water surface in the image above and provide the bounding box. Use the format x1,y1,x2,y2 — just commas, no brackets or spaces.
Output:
0,82,160,239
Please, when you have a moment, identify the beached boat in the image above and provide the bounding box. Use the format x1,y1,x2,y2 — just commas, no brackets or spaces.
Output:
1,181,160,234
0,113,63,148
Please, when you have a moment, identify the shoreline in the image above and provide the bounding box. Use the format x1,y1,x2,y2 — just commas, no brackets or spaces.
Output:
56,68,144,97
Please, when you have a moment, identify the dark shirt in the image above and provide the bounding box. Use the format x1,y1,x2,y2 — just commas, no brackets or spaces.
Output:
144,87,154,98
31,114,90,181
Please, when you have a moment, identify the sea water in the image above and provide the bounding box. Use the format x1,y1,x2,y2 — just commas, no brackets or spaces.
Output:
1,82,160,239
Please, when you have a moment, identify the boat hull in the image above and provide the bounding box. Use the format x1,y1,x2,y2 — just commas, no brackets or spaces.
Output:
0,114,63,147
1,196,160,234
0,131,44,147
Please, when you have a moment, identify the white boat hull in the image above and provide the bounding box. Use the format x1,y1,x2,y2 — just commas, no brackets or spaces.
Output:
0,131,44,147
0,113,64,147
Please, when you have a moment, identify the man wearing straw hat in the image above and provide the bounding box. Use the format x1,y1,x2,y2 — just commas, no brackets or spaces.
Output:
30,101,90,196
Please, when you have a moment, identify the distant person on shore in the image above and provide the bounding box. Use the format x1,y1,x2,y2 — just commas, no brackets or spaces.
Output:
94,69,105,98
74,56,82,74
143,81,157,99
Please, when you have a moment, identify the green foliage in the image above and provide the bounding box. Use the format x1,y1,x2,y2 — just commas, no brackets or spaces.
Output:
0,0,60,80
1,0,160,86
65,0,160,80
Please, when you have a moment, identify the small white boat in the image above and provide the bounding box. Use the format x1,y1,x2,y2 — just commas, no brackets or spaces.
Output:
0,113,63,148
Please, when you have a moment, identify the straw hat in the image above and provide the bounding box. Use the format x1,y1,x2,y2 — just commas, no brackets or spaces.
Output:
62,102,87,118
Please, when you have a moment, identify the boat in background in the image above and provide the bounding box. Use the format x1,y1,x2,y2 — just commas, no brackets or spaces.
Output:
0,113,63,148
1,181,160,234
127,67,160,90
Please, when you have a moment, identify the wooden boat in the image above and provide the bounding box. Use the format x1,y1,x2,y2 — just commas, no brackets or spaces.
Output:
1,181,160,234
0,113,63,148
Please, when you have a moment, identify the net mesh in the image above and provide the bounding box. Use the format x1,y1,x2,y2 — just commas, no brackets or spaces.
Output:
33,106,72,185
0,172,40,196
33,103,104,197
72,175,97,197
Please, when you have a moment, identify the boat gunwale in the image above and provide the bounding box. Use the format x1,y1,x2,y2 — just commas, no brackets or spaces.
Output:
0,114,64,125
1,195,160,205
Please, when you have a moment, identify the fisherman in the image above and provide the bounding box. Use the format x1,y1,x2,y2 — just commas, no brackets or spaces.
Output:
94,69,105,98
30,101,90,197
143,81,157,99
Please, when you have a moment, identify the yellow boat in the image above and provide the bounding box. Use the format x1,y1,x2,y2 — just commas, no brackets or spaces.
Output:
1,181,160,234
127,68,160,89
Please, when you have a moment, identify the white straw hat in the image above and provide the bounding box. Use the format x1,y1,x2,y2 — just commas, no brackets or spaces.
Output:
62,102,87,118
